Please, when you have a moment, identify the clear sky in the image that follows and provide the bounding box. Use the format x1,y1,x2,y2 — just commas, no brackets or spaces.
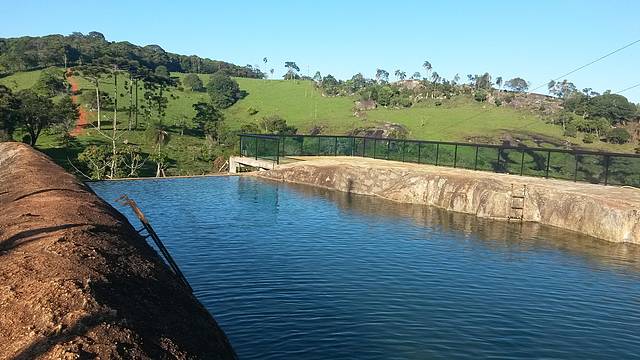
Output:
2,0,639,102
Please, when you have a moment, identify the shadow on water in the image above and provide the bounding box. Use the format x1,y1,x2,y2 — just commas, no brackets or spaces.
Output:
253,178,640,274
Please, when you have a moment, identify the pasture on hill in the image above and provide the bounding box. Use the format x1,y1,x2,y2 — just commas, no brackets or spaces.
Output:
0,68,635,176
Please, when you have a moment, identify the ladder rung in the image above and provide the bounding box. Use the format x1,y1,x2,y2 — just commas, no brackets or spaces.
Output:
511,206,524,210
512,195,525,199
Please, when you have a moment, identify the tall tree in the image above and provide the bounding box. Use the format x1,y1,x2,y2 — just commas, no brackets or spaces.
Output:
394,70,406,81
504,77,528,92
192,102,224,142
411,72,421,80
0,85,20,141
422,61,432,80
53,95,80,137
375,69,389,83
313,71,322,83
146,121,171,177
284,61,300,80
80,65,108,130
548,79,577,99
431,71,440,84
154,65,170,78
206,72,242,108
495,76,503,90
476,73,492,89
15,90,60,145
183,73,204,91
263,57,268,79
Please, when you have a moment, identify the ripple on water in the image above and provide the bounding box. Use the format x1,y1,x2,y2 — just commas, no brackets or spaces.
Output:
90,177,640,360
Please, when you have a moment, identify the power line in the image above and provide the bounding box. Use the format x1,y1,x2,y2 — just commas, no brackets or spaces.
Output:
615,82,640,94
529,38,640,92
435,38,640,135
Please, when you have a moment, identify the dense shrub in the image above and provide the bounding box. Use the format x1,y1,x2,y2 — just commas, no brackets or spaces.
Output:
564,123,577,137
183,73,204,91
259,115,297,135
606,128,631,144
206,73,243,109
582,133,596,143
503,93,515,103
247,106,259,115
474,90,488,102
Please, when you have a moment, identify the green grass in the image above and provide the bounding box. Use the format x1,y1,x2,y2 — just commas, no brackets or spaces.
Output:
0,69,44,90
1,68,636,177
226,78,635,152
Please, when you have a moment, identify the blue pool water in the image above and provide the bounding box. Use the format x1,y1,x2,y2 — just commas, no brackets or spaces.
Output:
90,176,640,359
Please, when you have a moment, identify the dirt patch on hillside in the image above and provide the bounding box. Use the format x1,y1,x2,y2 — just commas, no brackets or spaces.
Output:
67,69,89,136
0,143,237,359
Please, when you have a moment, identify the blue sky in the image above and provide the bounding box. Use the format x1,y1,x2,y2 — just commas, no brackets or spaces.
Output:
2,0,639,102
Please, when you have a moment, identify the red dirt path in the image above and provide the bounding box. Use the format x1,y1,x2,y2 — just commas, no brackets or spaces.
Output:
67,69,89,136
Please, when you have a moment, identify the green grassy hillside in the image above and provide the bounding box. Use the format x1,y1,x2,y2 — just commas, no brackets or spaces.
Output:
0,68,634,177
230,78,561,141
228,78,634,151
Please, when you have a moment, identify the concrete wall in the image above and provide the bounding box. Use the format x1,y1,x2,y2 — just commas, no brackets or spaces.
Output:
255,157,640,244
229,156,277,173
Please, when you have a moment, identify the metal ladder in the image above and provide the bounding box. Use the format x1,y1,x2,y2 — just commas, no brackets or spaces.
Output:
508,184,527,222
116,195,193,292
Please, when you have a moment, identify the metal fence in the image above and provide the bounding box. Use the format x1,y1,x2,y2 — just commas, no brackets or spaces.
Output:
239,134,640,187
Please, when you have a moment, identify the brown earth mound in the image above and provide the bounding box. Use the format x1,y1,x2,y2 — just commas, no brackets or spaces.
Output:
0,143,237,359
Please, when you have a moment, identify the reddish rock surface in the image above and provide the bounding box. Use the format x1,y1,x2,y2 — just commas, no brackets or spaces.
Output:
0,143,237,359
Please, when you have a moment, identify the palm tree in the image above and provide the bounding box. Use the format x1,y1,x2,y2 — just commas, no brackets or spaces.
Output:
431,71,440,84
263,57,268,79
496,76,503,91
412,72,421,80
422,61,432,81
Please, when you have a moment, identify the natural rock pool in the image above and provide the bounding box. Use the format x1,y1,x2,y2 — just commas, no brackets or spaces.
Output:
90,176,640,359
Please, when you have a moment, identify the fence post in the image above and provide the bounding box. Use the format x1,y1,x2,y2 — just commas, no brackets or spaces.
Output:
352,137,356,156
300,136,304,155
280,135,284,157
574,154,579,182
545,151,551,178
255,137,258,160
435,143,440,166
402,140,406,162
276,137,280,164
520,150,525,176
386,140,390,160
373,139,377,159
496,148,502,172
363,138,367,157
418,143,422,163
453,144,458,168
334,136,338,156
604,155,610,185
474,145,479,170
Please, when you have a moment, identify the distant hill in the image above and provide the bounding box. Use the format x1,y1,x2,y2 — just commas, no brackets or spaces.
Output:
0,31,263,78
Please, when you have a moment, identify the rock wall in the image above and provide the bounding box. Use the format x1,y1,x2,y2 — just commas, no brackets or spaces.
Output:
0,143,237,360
255,157,640,244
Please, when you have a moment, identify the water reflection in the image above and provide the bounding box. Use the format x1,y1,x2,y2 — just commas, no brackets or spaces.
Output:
255,177,640,274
